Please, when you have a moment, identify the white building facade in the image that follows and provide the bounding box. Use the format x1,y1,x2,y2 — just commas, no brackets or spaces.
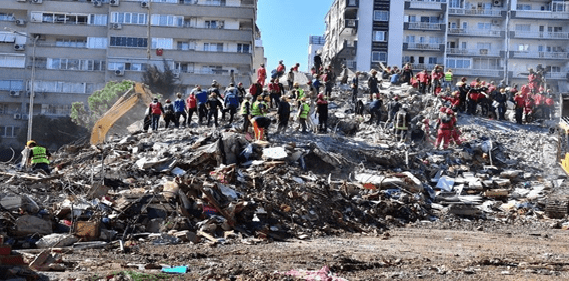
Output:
324,0,569,92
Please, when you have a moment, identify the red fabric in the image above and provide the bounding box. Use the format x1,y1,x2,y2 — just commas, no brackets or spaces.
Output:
150,102,162,114
436,129,451,149
520,85,531,99
469,92,480,101
268,82,280,93
316,99,328,105
545,98,554,106
416,72,429,83
276,64,284,72
186,96,197,109
249,84,259,95
257,67,267,86
252,120,264,140
533,93,544,105
514,95,525,108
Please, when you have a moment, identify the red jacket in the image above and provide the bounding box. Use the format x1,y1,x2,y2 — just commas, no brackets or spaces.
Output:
545,98,554,106
268,82,280,93
186,95,197,109
249,83,260,95
257,67,266,79
514,95,525,109
533,93,544,105
417,72,429,83
149,102,163,114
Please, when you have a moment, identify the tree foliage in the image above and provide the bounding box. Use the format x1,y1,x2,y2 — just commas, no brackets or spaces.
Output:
142,60,179,99
70,80,134,129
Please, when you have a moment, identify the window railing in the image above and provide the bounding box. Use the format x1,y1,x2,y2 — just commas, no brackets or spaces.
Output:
408,22,443,30
513,31,569,39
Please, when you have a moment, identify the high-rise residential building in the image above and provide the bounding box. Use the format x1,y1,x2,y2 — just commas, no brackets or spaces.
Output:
0,0,258,147
324,0,569,92
308,35,325,71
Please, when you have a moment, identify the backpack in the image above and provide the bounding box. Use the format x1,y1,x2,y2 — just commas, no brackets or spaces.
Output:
271,69,278,79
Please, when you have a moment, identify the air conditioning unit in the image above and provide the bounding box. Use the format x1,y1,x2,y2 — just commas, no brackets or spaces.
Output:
14,114,21,120
173,73,180,79
492,19,500,25
93,1,102,7
32,0,42,3
141,1,149,8
14,44,25,51
15,19,26,26
10,91,20,97
110,0,120,7
480,49,488,54
115,69,124,76
112,23,122,30
493,0,502,7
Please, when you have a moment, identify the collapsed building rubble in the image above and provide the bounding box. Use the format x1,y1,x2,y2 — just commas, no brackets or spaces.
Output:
0,81,567,277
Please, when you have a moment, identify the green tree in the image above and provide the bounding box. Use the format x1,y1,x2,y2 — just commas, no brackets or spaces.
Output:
142,60,179,99
70,80,134,129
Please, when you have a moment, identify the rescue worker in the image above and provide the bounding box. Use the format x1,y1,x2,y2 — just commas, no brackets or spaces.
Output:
416,69,429,94
193,85,208,125
351,71,360,104
528,68,540,93
294,82,306,109
223,83,240,124
287,68,295,91
249,81,263,102
298,97,310,134
394,104,410,142
237,82,246,103
276,60,286,78
315,93,328,133
324,66,335,98
442,90,461,112
173,93,186,128
251,95,266,118
514,92,525,124
250,116,271,141
435,108,453,149
163,99,176,129
495,88,508,121
387,95,402,126
186,92,197,126
257,63,267,87
26,140,51,174
241,93,253,133
544,91,554,120
457,81,469,113
401,63,413,84
443,69,453,90
368,70,380,100
533,90,545,119
268,79,282,109
448,108,462,146
368,93,383,126
148,97,164,131
431,66,444,95
277,95,291,133
206,93,223,128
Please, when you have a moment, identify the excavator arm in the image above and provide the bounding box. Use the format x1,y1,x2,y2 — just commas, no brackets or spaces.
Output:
90,83,153,144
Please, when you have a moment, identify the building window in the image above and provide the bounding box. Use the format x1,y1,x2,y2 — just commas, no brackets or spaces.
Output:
237,43,250,53
177,41,196,51
151,38,174,49
108,62,147,72
0,13,14,21
0,55,25,69
205,20,224,29
372,31,386,42
517,43,529,51
516,4,531,10
477,22,491,30
515,24,531,31
0,126,18,139
476,42,491,49
111,12,147,24
204,43,223,52
87,37,108,49
55,39,87,48
151,14,184,27
47,58,105,71
110,37,148,48
446,58,471,69
371,52,387,62
428,57,438,64
374,10,389,21
0,80,24,91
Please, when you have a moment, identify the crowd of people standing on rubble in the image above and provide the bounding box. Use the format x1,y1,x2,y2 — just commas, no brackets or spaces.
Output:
142,57,558,147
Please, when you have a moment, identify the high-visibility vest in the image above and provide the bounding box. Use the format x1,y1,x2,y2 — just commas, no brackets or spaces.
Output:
395,111,408,130
300,102,310,119
240,100,250,115
297,89,305,99
444,72,453,82
251,101,262,116
31,147,49,164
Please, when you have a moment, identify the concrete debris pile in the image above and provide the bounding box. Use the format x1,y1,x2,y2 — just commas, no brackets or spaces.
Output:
0,81,567,275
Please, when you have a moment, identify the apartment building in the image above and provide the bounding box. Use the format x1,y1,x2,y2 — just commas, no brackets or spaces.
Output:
0,0,258,148
323,0,569,92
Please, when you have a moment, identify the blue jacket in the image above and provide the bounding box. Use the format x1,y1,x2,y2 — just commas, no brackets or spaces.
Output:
224,88,239,107
390,73,400,84
173,98,185,112
196,90,208,104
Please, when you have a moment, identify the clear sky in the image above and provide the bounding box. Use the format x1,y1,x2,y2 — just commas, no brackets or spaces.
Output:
256,0,331,73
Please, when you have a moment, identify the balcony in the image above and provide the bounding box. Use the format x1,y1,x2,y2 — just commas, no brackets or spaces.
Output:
342,0,359,9
405,22,444,31
512,10,569,20
405,0,445,10
452,68,503,78
448,28,503,37
449,8,465,15
512,31,569,40
511,51,569,60
464,9,503,17
334,40,357,60
410,63,437,71
343,19,358,29
545,72,569,80
404,42,444,51
447,48,502,57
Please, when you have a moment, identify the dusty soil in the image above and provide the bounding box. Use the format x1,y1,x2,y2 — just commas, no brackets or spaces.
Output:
39,225,569,280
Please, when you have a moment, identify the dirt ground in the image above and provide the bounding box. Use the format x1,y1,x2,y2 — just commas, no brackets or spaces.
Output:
38,224,569,281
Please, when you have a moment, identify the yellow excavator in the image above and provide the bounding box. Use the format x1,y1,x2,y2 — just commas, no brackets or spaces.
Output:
90,82,154,145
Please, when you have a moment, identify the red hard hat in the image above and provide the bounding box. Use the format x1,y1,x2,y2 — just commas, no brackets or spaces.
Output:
446,108,454,114
165,99,171,103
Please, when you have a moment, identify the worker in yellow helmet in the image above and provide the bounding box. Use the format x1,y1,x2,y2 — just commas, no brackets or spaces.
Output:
26,140,51,174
